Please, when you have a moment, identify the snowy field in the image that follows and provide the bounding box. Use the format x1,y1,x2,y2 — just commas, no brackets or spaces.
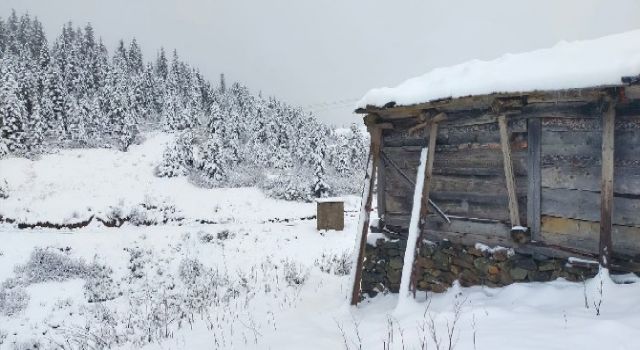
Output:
1,134,639,349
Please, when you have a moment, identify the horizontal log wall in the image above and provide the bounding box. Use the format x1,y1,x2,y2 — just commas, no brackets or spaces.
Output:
382,117,527,228
379,98,640,259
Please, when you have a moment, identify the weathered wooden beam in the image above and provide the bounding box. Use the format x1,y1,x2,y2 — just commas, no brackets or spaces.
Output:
410,123,440,296
377,137,387,228
600,98,616,268
407,112,447,135
351,121,383,305
355,87,616,117
498,115,522,228
527,118,542,241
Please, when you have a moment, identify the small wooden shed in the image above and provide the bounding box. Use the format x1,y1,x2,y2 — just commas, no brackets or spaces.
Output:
349,31,640,303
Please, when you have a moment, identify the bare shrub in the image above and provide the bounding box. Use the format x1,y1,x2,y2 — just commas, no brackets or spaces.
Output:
281,258,309,286
315,250,352,276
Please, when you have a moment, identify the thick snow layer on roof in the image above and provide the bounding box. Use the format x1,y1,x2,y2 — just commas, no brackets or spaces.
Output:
357,30,640,108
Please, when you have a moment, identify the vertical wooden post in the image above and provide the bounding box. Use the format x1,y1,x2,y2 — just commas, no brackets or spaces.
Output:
498,115,521,227
527,118,542,240
409,121,439,296
376,138,386,229
600,98,616,268
350,118,383,305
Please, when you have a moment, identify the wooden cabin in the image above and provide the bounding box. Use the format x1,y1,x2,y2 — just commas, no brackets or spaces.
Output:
349,31,640,303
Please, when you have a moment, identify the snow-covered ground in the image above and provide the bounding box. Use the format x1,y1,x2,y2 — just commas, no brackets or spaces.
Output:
1,134,639,349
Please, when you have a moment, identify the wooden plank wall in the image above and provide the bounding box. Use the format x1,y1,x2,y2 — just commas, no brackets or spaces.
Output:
381,115,528,231
539,103,640,257
380,100,640,258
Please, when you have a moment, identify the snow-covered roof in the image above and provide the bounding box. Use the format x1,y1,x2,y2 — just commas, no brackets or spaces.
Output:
357,30,640,109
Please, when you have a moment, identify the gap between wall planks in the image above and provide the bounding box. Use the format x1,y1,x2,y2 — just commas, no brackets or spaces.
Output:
600,98,616,268
409,120,440,297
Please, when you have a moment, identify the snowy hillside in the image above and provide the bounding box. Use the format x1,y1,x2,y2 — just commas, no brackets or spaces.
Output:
1,133,640,350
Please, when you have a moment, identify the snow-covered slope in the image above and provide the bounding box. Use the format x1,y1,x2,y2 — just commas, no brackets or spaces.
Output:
0,133,315,224
358,30,640,108
1,134,639,349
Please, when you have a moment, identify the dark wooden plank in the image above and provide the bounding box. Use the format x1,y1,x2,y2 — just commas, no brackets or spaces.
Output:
541,166,640,195
600,100,615,267
528,118,542,239
541,216,640,257
541,187,640,227
541,130,640,161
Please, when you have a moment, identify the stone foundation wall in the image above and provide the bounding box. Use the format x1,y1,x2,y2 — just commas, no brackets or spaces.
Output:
361,237,600,297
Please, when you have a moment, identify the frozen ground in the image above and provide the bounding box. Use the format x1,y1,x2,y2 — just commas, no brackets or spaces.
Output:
1,134,639,349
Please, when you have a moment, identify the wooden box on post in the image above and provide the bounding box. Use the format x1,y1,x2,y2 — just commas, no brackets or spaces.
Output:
316,198,345,231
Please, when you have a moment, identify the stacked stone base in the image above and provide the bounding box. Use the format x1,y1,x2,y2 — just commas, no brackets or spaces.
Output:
362,238,600,297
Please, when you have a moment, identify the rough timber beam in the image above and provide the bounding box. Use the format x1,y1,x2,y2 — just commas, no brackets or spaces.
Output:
600,97,616,268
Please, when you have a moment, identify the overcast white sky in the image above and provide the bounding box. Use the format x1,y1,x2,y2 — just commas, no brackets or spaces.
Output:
2,0,640,125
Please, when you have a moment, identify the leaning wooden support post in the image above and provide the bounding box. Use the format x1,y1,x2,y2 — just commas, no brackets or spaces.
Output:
600,98,616,268
350,116,387,305
409,122,439,296
498,116,522,229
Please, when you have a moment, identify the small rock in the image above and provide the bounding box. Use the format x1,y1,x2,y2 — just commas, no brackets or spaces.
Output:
467,247,485,257
538,260,557,272
389,257,404,270
487,265,500,275
492,249,509,262
514,258,537,271
510,267,528,280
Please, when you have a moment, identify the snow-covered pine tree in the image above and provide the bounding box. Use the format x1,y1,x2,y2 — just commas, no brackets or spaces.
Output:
0,60,26,153
310,135,329,198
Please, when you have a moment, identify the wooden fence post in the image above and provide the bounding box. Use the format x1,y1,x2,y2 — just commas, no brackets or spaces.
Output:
600,98,616,268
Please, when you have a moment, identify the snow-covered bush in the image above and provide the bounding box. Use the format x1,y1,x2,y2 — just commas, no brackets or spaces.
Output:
124,247,152,280
260,173,315,202
128,199,182,226
84,262,121,303
0,179,8,199
13,247,93,284
281,259,310,287
0,286,29,316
